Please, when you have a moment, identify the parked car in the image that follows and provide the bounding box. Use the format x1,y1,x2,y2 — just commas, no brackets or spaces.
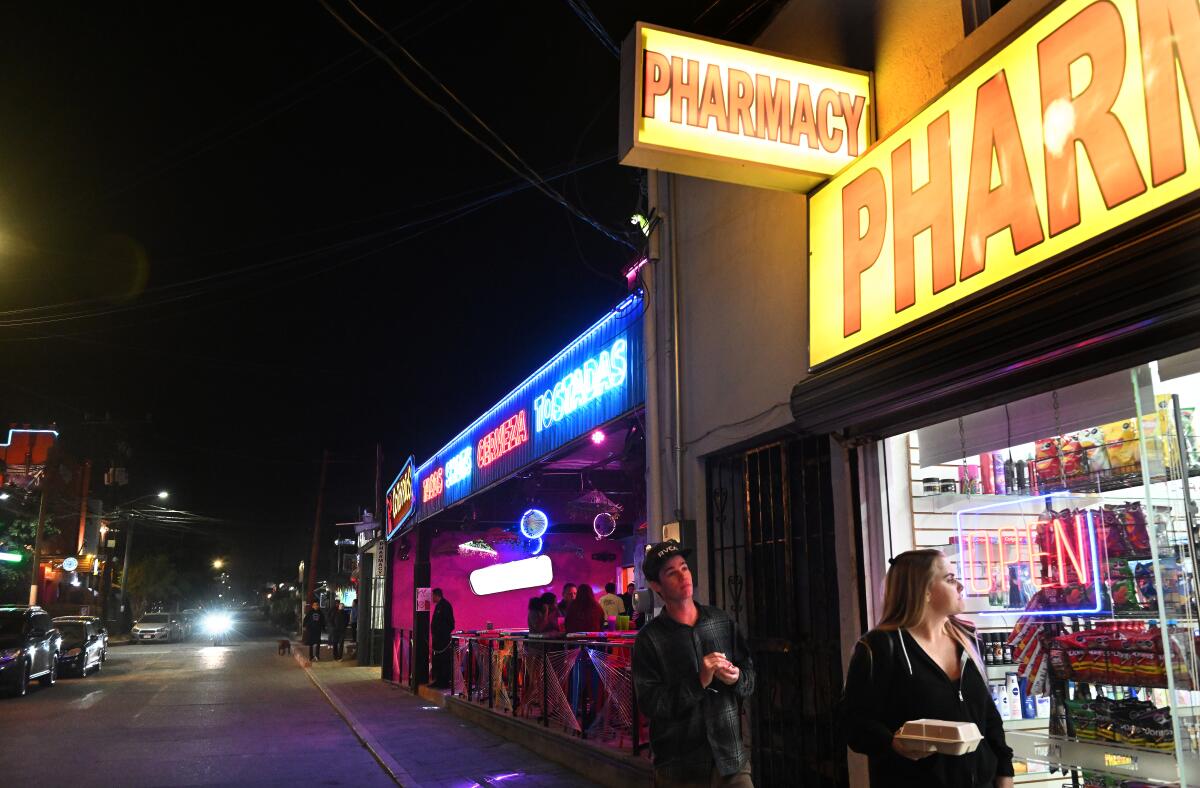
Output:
130,612,183,643
0,606,62,696
51,617,106,676
52,615,108,661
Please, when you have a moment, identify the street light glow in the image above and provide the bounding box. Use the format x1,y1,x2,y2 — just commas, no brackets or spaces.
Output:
213,559,224,569
0,492,9,500
157,491,169,499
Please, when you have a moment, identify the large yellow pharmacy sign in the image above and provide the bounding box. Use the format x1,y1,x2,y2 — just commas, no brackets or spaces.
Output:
619,22,873,192
809,0,1200,367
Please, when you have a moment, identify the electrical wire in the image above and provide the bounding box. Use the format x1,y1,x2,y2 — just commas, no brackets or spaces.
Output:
563,0,619,58
323,0,635,252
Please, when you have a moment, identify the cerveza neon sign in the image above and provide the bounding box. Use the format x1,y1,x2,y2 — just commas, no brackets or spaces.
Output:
956,499,1102,617
477,410,529,469
534,337,628,432
446,446,472,487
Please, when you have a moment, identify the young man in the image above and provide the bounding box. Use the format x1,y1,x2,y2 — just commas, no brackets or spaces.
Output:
598,582,626,620
633,540,755,787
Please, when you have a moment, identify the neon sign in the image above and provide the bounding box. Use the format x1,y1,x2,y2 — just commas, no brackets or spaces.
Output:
446,447,472,487
421,466,444,503
534,338,628,432
477,410,529,468
385,457,416,539
956,498,1102,617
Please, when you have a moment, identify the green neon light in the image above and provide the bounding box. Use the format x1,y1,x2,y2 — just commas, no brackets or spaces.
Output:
0,551,21,563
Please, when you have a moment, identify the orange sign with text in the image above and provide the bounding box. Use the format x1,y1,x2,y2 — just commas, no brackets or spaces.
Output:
809,0,1200,366
619,22,872,192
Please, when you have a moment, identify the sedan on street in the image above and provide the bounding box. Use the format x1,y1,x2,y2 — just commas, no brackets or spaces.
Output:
52,618,106,676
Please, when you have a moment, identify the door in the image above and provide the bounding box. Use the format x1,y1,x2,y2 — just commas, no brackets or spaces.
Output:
706,436,848,787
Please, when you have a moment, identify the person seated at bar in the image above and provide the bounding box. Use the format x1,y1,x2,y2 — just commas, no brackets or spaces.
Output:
527,596,546,633
564,584,605,633
538,591,561,634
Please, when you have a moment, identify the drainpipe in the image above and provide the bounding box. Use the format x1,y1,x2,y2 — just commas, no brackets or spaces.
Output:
669,174,685,522
644,174,664,538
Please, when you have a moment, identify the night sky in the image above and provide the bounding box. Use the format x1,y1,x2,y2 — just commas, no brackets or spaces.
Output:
0,2,777,584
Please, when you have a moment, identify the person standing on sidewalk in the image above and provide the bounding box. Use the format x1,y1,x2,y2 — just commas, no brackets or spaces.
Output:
840,549,1013,788
429,588,455,689
328,601,349,661
302,601,326,662
633,540,755,787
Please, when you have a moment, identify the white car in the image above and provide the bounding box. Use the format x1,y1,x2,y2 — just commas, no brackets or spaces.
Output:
131,613,182,642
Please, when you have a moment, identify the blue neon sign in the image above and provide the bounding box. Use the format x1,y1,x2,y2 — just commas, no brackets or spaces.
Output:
402,293,645,531
534,338,628,432
445,446,472,487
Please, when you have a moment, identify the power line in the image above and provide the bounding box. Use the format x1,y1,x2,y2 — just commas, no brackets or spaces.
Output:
563,0,619,58
323,0,635,253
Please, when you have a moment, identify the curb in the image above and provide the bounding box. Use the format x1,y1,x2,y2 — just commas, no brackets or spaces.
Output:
293,647,420,787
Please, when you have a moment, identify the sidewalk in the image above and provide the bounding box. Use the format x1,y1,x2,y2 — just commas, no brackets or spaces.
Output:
294,648,600,788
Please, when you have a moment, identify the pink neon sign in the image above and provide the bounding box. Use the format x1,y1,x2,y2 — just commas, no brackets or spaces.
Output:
477,410,529,469
421,466,444,503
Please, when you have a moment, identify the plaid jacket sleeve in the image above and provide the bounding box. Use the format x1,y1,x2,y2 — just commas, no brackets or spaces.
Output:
632,627,707,719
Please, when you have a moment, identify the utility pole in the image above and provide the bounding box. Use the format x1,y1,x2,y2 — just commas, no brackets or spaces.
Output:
305,450,330,606
28,483,49,606
120,518,135,622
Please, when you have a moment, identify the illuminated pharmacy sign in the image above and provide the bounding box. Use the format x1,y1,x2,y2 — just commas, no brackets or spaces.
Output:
809,0,1200,367
619,22,872,192
956,499,1102,617
400,294,645,529
385,456,415,539
534,338,628,432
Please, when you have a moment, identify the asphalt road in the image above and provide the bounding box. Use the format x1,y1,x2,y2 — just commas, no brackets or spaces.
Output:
0,615,395,787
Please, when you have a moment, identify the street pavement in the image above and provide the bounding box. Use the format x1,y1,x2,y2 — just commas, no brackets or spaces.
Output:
0,615,597,787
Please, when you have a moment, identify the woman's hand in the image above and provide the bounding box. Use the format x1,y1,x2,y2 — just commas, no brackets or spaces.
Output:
890,733,934,761
994,778,1013,788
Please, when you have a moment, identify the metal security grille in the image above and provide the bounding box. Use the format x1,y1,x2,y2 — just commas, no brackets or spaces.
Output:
706,436,847,787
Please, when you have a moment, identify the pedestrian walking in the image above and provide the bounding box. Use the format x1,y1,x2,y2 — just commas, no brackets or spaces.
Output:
328,601,348,660
302,601,326,662
632,540,755,787
598,581,626,621
429,588,455,689
840,549,1013,788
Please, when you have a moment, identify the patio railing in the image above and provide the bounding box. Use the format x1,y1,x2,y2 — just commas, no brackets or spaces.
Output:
451,632,649,758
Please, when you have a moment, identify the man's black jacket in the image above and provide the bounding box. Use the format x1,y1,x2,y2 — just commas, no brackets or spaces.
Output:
632,604,754,778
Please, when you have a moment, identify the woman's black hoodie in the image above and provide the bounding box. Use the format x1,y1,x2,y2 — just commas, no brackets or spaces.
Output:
841,628,1014,787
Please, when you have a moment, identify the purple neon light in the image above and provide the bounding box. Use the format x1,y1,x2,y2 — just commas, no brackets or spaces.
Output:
955,500,1104,618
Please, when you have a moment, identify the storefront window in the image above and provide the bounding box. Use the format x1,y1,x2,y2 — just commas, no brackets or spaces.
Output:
871,351,1200,785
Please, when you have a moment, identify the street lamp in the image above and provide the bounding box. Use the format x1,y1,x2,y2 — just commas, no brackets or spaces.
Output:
109,490,170,627
212,559,224,570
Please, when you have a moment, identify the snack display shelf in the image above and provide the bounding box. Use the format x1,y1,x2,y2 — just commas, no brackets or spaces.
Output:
1008,731,1198,784
1005,717,1051,731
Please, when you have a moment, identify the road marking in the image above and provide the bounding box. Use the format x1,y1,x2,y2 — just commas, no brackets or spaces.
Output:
294,651,418,787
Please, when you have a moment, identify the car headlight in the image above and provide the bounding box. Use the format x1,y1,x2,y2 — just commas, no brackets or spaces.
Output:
0,647,21,662
65,647,82,657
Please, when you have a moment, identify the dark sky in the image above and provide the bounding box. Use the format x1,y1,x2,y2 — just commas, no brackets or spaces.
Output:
0,2,777,583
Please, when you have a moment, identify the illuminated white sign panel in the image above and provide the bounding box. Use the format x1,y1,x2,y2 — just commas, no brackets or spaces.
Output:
468,554,554,596
534,337,628,432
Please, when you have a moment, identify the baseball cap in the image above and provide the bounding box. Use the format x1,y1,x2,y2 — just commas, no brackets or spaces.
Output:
642,540,693,583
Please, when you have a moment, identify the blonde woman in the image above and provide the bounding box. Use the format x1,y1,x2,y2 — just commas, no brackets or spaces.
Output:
841,549,1013,787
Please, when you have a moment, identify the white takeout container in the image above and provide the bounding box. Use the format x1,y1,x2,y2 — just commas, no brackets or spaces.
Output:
895,719,983,755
